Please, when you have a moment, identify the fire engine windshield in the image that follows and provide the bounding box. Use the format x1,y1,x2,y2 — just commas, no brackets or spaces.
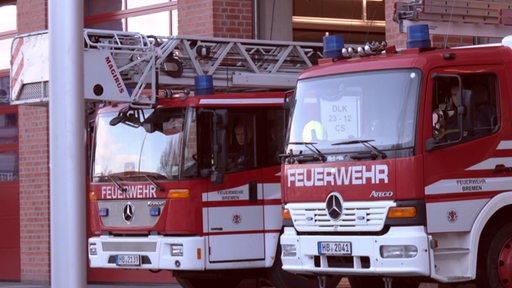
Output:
92,107,197,181
287,69,420,156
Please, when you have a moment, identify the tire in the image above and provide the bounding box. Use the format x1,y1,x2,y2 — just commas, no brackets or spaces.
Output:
176,276,241,288
267,246,341,288
349,276,421,288
477,221,512,288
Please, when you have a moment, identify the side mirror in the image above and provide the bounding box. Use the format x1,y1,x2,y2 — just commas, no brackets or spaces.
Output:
283,89,295,110
142,122,155,133
425,138,438,151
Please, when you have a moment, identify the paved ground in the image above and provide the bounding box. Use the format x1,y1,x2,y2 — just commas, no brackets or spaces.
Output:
0,278,476,288
0,283,177,288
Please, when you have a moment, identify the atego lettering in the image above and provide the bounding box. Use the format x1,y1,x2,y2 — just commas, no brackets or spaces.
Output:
287,165,388,187
105,56,125,94
370,191,394,198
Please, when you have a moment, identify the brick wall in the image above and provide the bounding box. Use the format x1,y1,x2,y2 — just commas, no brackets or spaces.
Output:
385,0,407,49
16,0,50,284
16,0,47,34
18,106,50,284
386,0,473,49
178,0,252,38
431,34,474,48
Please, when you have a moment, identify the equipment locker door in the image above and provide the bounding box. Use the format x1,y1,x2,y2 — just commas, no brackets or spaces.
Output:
206,175,265,262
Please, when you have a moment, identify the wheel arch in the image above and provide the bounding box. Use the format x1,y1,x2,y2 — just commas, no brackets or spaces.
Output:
469,192,512,278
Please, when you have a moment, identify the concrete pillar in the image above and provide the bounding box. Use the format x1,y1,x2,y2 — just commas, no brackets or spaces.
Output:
256,0,292,41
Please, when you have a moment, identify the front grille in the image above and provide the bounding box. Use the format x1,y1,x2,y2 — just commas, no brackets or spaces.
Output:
314,255,371,269
314,256,371,269
287,201,395,232
97,199,162,228
102,241,157,252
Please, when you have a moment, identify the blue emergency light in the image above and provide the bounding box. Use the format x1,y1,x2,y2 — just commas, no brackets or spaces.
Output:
323,35,344,58
150,207,161,216
99,208,109,217
407,24,431,49
195,75,214,95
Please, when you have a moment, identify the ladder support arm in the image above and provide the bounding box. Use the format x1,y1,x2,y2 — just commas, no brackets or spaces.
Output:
10,29,322,106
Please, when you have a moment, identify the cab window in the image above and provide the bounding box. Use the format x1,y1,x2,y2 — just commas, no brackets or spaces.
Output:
226,108,285,172
431,73,498,144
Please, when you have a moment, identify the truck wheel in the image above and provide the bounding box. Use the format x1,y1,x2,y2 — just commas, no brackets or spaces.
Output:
267,248,341,288
477,221,512,287
176,276,240,288
348,276,421,288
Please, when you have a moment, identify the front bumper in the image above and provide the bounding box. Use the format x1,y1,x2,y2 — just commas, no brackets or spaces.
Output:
280,226,431,277
88,235,205,270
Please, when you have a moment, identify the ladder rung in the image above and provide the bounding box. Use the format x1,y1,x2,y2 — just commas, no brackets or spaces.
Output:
83,29,151,50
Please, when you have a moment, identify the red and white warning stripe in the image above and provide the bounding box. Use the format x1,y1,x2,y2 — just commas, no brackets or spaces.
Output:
10,36,24,101
425,140,512,196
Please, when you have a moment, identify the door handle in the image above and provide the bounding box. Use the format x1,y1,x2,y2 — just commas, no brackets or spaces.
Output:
493,164,512,173
249,180,257,203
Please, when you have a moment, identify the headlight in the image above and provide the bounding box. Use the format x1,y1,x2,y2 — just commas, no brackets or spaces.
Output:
281,244,297,257
380,245,417,258
171,244,184,257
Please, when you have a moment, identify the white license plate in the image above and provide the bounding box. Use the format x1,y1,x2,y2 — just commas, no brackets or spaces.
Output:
318,241,352,255
116,254,141,266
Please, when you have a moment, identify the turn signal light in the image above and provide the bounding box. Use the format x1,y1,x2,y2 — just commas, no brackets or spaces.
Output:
282,209,292,220
387,207,417,218
168,189,190,199
89,192,97,201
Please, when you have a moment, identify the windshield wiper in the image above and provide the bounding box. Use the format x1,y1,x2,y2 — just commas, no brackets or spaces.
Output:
108,176,127,193
332,139,387,160
109,107,145,128
144,175,164,192
288,141,327,162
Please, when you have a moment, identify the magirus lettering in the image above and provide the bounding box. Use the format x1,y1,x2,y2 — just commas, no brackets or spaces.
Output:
105,56,125,94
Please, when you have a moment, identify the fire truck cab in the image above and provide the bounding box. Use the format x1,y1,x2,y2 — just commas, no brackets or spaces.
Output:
88,92,292,287
280,26,512,287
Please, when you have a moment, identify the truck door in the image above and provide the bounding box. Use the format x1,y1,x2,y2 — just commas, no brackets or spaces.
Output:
206,111,266,263
424,70,501,233
207,110,265,262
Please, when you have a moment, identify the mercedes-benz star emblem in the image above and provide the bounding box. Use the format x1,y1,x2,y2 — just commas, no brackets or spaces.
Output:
123,203,134,222
326,192,343,220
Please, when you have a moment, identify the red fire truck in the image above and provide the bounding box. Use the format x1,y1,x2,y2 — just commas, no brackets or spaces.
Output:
11,29,344,287
279,23,512,288
88,92,296,288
